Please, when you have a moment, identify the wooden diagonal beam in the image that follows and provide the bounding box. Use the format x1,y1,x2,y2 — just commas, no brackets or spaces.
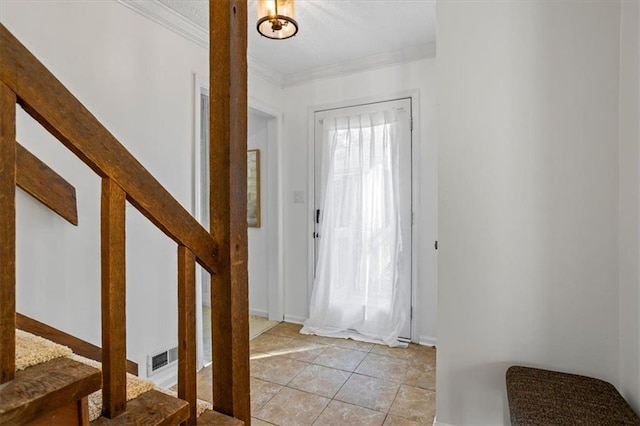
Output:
16,142,78,226
209,0,250,424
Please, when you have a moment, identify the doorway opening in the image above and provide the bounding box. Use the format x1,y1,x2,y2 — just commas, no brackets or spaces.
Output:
193,75,284,369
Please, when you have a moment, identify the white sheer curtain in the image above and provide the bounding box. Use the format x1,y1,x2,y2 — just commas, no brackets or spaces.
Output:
301,108,408,347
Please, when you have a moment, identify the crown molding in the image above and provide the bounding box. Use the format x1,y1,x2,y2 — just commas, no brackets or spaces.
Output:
117,0,208,48
115,1,434,89
248,56,285,87
115,0,285,88
283,41,437,88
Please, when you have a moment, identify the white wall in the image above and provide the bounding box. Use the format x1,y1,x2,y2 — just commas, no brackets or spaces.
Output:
248,111,269,317
618,0,640,415
1,0,282,383
437,1,621,424
281,58,438,344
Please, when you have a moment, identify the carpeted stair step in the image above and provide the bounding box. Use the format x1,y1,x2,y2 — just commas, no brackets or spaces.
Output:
0,356,101,425
90,389,189,426
197,409,244,425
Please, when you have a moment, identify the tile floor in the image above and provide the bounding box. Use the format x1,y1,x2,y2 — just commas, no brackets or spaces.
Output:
196,322,436,425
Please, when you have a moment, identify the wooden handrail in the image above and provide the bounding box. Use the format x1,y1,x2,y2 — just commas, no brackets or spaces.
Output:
0,24,218,276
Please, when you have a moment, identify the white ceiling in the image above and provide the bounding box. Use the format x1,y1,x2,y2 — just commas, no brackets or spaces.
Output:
154,0,436,84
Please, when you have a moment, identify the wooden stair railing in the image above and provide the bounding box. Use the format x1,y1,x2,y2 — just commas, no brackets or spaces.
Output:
0,1,249,424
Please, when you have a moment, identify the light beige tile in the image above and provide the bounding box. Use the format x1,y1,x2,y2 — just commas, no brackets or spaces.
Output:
383,415,422,425
196,364,213,403
288,364,351,398
251,377,282,413
250,316,279,339
370,344,437,365
255,387,330,425
265,322,303,338
276,340,328,363
250,351,274,361
332,338,375,353
356,353,411,381
297,333,340,347
370,344,411,360
335,373,400,413
403,361,436,390
251,355,309,385
251,334,295,354
313,346,367,372
388,385,435,424
407,345,437,365
313,400,386,425
251,418,276,426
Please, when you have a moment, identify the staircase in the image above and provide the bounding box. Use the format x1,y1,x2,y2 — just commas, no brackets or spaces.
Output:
0,1,250,424
0,328,240,425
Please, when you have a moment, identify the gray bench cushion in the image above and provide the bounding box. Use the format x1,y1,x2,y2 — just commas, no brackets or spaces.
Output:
506,366,640,425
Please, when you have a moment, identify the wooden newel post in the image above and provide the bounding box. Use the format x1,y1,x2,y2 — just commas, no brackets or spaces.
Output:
0,82,16,384
101,178,127,418
209,0,250,424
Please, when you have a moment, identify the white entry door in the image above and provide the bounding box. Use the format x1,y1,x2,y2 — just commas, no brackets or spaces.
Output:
313,98,413,340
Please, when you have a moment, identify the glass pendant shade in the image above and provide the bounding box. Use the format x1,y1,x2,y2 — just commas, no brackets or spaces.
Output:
257,0,298,40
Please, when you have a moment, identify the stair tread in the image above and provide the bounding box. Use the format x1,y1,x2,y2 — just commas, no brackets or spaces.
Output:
91,389,189,426
0,356,101,425
197,409,244,425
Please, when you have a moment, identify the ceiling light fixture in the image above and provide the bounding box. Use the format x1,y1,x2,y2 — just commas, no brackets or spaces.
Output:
257,0,298,40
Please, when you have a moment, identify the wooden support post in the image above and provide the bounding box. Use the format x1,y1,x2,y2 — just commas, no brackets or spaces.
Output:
100,178,127,418
0,82,16,384
209,0,250,424
177,245,197,426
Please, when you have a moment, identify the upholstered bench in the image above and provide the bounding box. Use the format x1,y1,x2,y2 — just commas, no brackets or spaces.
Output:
506,366,640,425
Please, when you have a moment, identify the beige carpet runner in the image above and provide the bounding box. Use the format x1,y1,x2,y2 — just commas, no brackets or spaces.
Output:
15,330,211,421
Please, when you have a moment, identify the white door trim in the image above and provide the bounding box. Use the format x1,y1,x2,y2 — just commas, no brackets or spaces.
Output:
248,96,286,323
306,89,421,342
193,75,285,370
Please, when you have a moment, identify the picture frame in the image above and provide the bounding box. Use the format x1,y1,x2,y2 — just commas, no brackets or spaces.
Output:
247,149,261,228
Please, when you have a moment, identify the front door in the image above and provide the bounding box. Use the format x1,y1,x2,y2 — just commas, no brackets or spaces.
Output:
313,98,412,340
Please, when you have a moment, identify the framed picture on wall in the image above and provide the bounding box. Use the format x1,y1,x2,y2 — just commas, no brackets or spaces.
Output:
247,149,261,228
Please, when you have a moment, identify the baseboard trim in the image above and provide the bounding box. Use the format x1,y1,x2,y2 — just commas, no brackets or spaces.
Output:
433,417,454,426
283,314,306,325
249,309,268,318
419,335,437,347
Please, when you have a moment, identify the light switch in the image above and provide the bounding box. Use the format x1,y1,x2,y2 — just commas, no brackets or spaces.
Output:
293,191,305,204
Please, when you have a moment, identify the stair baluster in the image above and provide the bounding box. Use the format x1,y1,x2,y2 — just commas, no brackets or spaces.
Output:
0,82,16,385
100,178,127,419
177,245,197,426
